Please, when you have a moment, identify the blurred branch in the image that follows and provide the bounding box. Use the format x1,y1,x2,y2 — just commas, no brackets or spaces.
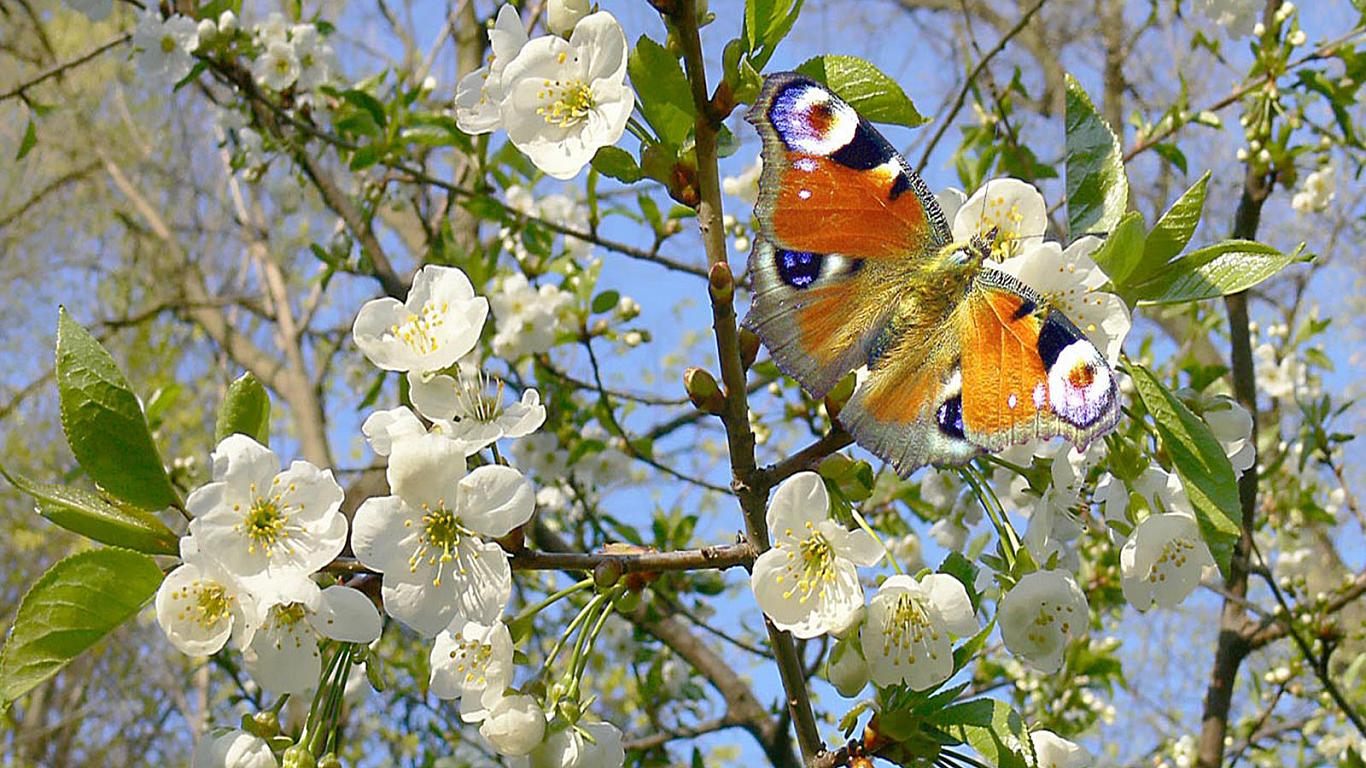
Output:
0,33,130,103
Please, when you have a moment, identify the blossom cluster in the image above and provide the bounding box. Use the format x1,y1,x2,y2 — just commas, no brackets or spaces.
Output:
455,5,635,179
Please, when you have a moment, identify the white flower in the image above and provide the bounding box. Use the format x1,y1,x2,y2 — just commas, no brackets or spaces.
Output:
860,573,978,690
887,532,924,573
489,273,572,360
520,721,624,768
722,156,763,205
68,0,112,21
292,24,337,91
1098,467,1192,530
254,12,289,44
133,13,201,87
253,39,300,91
361,406,428,457
1030,730,1092,768
951,178,1047,258
749,473,883,639
351,433,534,634
1195,0,1260,36
456,5,530,134
826,638,870,697
548,0,592,35
929,518,968,551
244,577,382,695
1253,342,1303,399
186,435,347,592
430,618,514,722
1204,397,1255,475
480,695,546,756
192,730,278,768
409,370,546,454
998,569,1088,673
352,265,489,374
1292,164,1335,214
499,11,634,179
994,236,1131,365
156,537,259,656
218,11,238,34
1120,512,1215,611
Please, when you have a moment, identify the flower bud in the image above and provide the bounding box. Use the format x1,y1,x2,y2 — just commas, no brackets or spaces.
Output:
708,262,734,304
282,744,316,768
198,18,218,41
547,0,592,36
684,367,726,415
594,559,624,590
242,710,280,739
480,695,546,756
218,10,238,33
613,588,643,612
317,755,342,768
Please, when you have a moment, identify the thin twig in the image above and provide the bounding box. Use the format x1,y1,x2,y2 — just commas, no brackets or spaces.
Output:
0,33,131,103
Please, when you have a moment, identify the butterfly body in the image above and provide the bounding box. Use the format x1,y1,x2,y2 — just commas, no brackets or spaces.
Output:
743,73,1120,475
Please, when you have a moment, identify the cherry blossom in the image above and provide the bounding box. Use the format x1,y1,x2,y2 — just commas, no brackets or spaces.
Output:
353,265,489,374
860,573,978,690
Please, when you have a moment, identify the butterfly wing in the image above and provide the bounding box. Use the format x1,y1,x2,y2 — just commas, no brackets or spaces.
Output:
957,269,1120,452
742,73,950,397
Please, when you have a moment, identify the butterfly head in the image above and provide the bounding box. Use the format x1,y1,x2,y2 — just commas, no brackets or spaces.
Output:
942,226,999,268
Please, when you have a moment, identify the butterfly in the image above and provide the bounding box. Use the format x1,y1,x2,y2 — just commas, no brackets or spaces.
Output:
741,72,1120,476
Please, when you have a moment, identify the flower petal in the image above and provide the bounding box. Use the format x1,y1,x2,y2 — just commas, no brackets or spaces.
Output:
311,585,383,643
458,465,535,537
920,573,978,637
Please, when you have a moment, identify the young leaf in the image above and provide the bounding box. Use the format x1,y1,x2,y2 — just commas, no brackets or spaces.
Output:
928,699,1031,768
1130,241,1303,305
1064,74,1128,238
795,55,927,128
215,371,271,445
744,0,803,70
1142,171,1211,271
1129,364,1241,578
628,37,695,148
591,146,643,184
1,467,178,555
56,308,178,511
1089,210,1147,288
0,548,165,704
16,118,37,160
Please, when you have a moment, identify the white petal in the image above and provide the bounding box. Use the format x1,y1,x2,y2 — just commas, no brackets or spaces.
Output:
451,540,513,623
408,371,461,421
822,522,884,567
387,433,467,509
311,585,382,643
479,694,545,757
920,573,979,637
210,433,279,488
362,406,427,456
245,616,321,695
155,564,235,656
749,549,811,628
766,472,829,541
351,496,418,574
500,389,546,438
458,465,535,537
352,297,418,371
380,572,458,636
572,12,628,84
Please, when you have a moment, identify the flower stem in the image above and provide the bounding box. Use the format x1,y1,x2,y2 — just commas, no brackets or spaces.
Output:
543,592,607,677
850,507,902,575
514,577,595,624
959,466,1021,564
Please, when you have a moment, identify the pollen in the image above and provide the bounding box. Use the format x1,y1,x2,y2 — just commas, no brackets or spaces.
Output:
779,529,837,604
537,79,596,128
880,592,938,663
236,482,296,557
391,300,450,356
408,502,472,587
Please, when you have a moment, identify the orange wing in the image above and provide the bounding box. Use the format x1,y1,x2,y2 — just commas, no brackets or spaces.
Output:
746,73,950,260
959,270,1120,452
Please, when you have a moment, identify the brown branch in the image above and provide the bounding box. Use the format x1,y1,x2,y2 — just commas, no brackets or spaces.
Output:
623,717,735,751
756,429,854,489
325,541,755,575
670,0,824,762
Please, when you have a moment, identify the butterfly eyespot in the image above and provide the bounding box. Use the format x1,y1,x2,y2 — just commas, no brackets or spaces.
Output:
775,250,823,289
936,394,966,440
1007,393,1019,410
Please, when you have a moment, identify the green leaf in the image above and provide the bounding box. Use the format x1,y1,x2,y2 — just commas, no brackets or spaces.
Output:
56,308,177,511
591,146,643,184
1129,364,1241,578
1064,74,1128,238
1089,210,1146,288
1,467,177,555
628,37,695,147
340,89,387,130
929,699,1031,768
16,118,37,160
744,0,803,70
1142,171,1211,272
1130,240,1303,305
215,372,271,445
591,290,620,315
0,549,164,704
795,55,927,128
